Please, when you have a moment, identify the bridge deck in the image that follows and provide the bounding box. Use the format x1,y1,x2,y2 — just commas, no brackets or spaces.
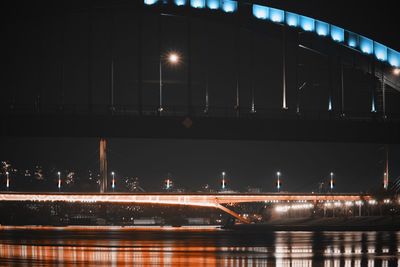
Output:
0,192,371,205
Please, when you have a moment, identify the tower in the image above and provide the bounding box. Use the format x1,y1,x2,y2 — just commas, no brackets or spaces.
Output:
100,138,108,193
383,145,389,190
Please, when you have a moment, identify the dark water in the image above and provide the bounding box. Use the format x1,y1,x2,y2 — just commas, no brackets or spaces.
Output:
0,226,399,266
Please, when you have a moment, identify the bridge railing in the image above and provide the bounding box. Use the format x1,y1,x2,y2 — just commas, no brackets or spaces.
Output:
2,104,399,122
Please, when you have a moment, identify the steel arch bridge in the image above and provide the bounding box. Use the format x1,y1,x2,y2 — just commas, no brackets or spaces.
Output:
2,0,400,143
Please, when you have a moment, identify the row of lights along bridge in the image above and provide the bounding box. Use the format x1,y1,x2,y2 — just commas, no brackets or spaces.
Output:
3,170,336,193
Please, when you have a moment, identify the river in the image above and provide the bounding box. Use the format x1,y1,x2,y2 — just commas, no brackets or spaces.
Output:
0,226,398,266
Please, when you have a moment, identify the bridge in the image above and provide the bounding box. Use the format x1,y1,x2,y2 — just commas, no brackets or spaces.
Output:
0,192,372,223
1,1,397,214
2,0,400,143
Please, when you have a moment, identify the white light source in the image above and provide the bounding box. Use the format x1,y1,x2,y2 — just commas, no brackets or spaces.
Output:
5,172,9,190
111,172,116,190
57,171,61,190
393,68,400,75
276,171,282,192
221,172,226,190
168,53,179,64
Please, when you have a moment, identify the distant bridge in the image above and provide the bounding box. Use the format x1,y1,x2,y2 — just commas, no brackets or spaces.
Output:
0,192,372,223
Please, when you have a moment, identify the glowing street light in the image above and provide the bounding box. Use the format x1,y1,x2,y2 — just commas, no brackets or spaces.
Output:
355,200,363,216
111,171,116,191
5,172,9,191
329,172,334,192
159,52,181,113
168,53,179,64
221,171,226,190
276,171,282,192
165,179,172,190
57,171,61,192
393,68,400,76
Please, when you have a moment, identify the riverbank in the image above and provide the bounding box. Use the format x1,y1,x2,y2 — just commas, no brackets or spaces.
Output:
226,216,400,231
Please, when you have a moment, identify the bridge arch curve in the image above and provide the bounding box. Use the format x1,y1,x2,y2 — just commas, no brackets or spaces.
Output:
144,0,400,68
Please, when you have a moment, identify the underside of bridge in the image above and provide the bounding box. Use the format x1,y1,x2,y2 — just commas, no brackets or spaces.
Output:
1,113,399,143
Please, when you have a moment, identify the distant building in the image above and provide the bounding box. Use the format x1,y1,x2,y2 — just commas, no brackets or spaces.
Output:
186,217,211,225
247,187,262,193
126,177,145,192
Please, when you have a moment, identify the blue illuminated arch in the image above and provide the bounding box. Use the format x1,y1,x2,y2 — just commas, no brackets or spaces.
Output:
144,0,400,67
250,4,399,67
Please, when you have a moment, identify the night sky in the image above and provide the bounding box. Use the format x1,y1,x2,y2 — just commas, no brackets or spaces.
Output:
1,0,400,192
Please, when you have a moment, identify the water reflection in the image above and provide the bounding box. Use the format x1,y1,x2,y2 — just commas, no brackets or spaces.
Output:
0,227,399,266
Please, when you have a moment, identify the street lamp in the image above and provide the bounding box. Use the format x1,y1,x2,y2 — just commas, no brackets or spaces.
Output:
159,52,181,113
329,172,334,192
355,200,363,216
221,171,226,190
276,171,281,192
5,172,9,191
111,171,115,192
57,171,61,192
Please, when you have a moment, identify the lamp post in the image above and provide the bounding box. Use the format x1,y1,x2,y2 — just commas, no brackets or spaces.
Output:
329,172,334,192
276,171,281,192
221,171,226,190
5,172,9,191
57,171,61,192
159,52,180,113
111,171,115,192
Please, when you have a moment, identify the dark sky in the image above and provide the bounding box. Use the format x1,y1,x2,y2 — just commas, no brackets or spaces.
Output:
1,1,400,192
0,138,398,193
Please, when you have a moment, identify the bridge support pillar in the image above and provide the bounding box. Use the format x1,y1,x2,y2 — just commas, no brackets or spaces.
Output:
215,203,251,224
100,138,108,193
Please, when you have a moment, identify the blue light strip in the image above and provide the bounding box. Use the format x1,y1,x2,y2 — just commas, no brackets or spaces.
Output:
359,36,373,54
174,0,186,6
191,0,205,8
374,42,387,61
250,3,400,67
315,20,329,36
347,32,358,48
286,12,299,27
330,25,344,42
253,4,269,20
144,0,158,5
207,0,220,9
300,16,315,32
270,8,284,23
221,0,237,13
143,0,400,68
